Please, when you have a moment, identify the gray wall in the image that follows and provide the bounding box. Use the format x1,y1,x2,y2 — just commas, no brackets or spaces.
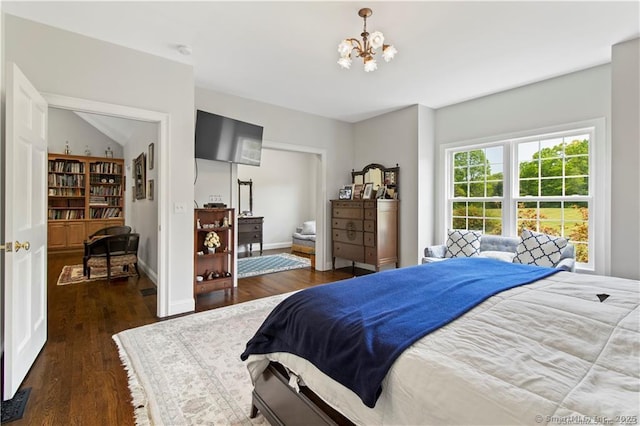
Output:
353,105,427,267
237,149,317,252
195,87,354,269
4,14,195,314
434,65,614,275
48,107,123,157
611,38,640,280
123,123,159,280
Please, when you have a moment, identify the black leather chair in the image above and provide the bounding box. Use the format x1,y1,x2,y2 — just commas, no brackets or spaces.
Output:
84,233,140,283
88,225,132,239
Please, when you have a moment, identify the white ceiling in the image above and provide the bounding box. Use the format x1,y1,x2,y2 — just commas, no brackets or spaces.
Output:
4,1,639,123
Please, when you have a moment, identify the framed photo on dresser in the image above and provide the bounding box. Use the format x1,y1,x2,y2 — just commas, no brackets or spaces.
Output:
362,183,374,199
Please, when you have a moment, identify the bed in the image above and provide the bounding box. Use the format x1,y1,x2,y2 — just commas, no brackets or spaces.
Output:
241,258,639,425
291,220,316,268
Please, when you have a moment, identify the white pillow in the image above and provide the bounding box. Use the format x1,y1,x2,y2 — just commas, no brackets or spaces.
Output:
444,229,481,258
301,220,316,235
479,250,516,263
512,229,568,268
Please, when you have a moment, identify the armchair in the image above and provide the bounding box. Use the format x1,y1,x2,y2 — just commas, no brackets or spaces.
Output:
88,225,131,239
84,233,140,283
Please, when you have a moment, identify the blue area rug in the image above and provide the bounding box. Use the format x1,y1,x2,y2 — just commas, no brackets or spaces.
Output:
237,253,311,278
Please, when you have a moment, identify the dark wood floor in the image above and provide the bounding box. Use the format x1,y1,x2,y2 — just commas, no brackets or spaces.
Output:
8,249,360,425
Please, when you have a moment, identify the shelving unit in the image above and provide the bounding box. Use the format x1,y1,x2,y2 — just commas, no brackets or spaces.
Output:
47,153,125,250
194,208,235,295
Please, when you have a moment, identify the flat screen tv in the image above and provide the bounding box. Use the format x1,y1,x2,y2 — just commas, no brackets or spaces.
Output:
195,109,264,166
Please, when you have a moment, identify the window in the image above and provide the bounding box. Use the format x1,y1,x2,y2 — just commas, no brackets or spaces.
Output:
446,128,595,269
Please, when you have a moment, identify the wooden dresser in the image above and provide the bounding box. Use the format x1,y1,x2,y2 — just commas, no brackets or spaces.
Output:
238,216,264,256
331,199,398,271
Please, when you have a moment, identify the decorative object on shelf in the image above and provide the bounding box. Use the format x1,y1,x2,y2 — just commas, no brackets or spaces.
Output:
196,275,203,282
337,8,397,72
197,218,202,229
222,216,229,228
64,141,71,154
148,142,154,170
105,146,113,158
339,186,353,200
84,145,91,156
204,230,221,252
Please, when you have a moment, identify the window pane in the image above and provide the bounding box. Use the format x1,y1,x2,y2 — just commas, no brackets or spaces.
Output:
565,177,588,195
486,180,503,197
454,151,468,165
452,202,467,216
519,179,539,196
468,202,483,216
564,221,588,243
485,219,502,235
452,217,467,229
565,136,589,156
574,242,589,264
469,182,484,197
566,201,589,220
485,201,502,215
517,219,538,233
469,166,485,181
485,146,503,164
540,158,562,177
541,178,563,196
454,167,468,183
468,218,483,231
565,156,588,176
540,138,563,158
454,183,468,197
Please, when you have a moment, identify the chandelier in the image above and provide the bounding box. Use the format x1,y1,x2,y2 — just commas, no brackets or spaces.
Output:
337,8,398,72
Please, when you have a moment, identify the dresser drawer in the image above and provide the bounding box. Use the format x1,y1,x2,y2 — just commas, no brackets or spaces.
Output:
364,232,376,247
332,218,363,231
365,246,377,265
238,232,262,244
333,201,363,209
364,208,377,220
333,229,363,245
333,242,364,262
363,220,375,233
332,207,363,220
239,222,263,233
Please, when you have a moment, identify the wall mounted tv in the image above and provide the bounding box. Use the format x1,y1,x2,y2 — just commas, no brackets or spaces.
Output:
195,109,264,166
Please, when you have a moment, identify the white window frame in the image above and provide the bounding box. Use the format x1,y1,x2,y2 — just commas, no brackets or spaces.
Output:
438,118,608,274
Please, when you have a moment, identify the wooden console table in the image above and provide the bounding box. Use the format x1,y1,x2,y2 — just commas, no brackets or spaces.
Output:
238,216,263,256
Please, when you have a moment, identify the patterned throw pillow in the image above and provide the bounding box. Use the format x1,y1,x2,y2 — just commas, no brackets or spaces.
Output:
512,229,568,268
444,230,482,258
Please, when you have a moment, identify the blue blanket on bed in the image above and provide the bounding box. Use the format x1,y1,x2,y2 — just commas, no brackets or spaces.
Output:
240,257,559,408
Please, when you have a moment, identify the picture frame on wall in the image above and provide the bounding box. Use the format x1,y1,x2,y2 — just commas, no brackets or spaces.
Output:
148,142,154,170
362,183,374,199
148,179,154,200
134,153,146,199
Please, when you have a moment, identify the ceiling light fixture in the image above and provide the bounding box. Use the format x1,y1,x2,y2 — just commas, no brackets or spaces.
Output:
337,8,397,72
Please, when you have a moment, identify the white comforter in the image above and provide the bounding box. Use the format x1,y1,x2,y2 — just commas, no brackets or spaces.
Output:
246,271,640,425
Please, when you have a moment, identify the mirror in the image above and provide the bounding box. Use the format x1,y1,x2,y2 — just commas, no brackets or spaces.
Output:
238,179,253,216
352,163,399,199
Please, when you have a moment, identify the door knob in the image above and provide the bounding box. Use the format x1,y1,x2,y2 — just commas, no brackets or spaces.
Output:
14,241,30,252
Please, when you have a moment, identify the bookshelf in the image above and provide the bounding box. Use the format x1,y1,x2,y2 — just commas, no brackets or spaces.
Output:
48,153,125,250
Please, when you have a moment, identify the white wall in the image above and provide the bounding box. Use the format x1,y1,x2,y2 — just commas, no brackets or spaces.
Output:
123,122,159,281
434,65,612,275
195,87,353,270
48,107,124,157
235,148,316,252
611,38,640,280
353,106,423,267
4,14,195,315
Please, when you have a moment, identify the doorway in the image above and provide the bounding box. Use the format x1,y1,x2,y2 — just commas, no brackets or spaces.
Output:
43,93,169,317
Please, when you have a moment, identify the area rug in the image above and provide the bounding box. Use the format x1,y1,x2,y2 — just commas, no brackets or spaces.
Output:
237,253,310,278
113,292,294,425
56,264,137,286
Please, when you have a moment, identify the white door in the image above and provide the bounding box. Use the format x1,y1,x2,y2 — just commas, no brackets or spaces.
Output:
3,63,48,400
